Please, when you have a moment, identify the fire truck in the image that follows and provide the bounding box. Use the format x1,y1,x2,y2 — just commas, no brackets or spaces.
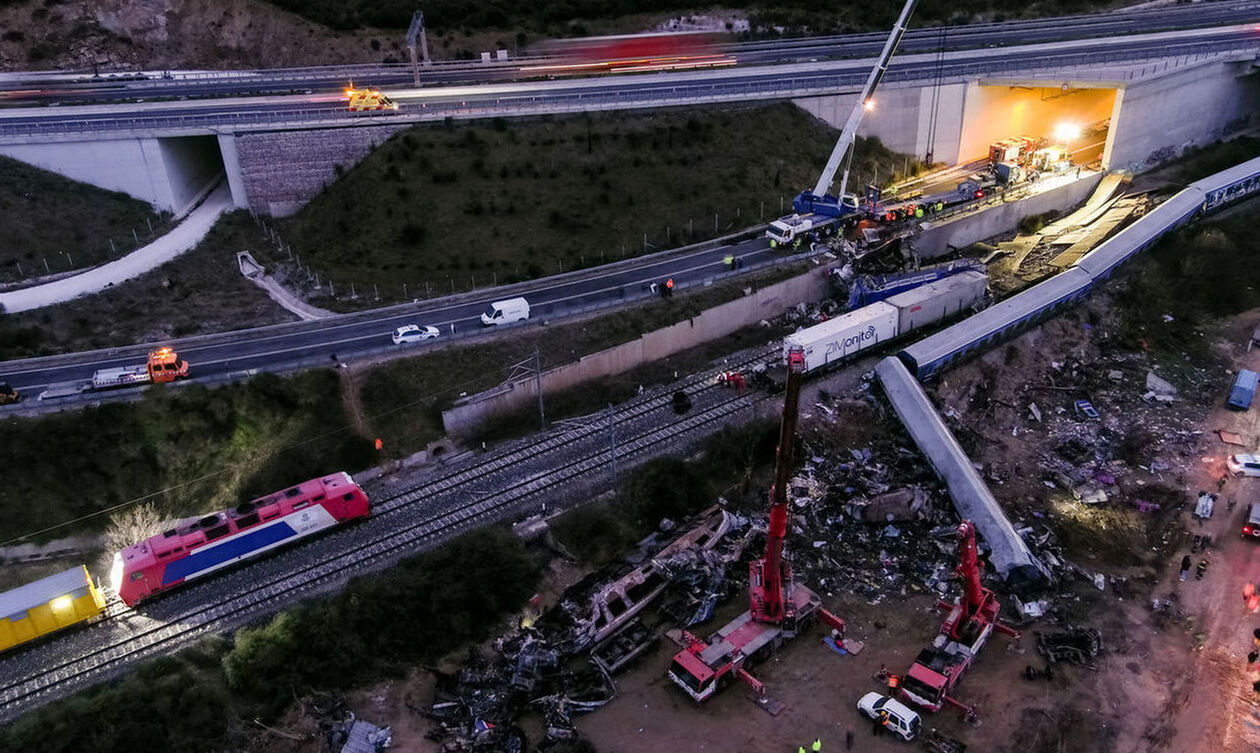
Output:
987,137,1038,168
667,346,847,701
896,521,1019,717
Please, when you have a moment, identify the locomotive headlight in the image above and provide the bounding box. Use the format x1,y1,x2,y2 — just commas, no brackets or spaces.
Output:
109,552,124,595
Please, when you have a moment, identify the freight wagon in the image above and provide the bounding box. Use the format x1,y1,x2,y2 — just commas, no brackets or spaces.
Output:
773,270,989,379
0,566,107,653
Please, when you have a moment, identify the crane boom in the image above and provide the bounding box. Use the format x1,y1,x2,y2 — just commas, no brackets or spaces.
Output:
956,520,986,617
749,345,807,623
792,0,920,218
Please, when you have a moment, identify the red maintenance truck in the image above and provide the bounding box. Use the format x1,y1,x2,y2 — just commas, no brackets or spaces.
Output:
897,521,1019,717
668,346,846,701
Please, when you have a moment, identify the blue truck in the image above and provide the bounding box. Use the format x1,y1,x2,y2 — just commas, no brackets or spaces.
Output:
1228,369,1258,410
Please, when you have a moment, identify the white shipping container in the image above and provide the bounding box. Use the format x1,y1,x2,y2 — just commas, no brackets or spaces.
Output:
886,270,988,333
785,302,899,373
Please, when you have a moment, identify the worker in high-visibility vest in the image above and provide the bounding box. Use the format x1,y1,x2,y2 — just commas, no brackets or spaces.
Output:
812,739,822,751
723,253,735,268
664,278,674,297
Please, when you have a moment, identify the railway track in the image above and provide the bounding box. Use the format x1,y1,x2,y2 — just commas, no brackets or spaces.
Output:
0,345,778,719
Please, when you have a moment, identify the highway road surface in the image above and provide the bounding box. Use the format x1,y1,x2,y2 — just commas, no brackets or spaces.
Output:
0,230,805,400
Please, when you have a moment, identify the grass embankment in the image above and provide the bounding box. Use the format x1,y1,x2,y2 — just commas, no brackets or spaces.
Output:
359,262,807,454
0,528,540,752
0,211,294,359
275,104,912,309
1115,208,1260,358
0,371,372,545
1171,135,1260,184
0,155,162,285
1,262,801,546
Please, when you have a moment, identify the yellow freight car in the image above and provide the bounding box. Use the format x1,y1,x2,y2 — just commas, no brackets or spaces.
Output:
0,566,107,652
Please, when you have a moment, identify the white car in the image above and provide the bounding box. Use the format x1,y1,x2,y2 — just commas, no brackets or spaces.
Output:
391,324,440,345
856,692,921,742
1228,454,1260,478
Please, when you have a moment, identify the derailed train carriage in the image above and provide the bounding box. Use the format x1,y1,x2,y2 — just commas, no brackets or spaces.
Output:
898,155,1260,380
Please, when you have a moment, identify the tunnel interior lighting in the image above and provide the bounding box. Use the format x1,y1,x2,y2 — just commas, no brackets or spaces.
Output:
1054,123,1082,142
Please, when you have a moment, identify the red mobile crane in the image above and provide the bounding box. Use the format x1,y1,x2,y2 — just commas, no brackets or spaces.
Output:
897,520,1019,716
667,346,847,702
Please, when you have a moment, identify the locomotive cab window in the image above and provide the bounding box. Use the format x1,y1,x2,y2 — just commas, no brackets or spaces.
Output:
343,493,355,502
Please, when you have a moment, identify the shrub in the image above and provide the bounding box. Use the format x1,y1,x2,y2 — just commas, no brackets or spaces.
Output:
224,528,539,718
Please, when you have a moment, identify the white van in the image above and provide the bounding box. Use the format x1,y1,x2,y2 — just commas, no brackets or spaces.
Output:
481,297,530,326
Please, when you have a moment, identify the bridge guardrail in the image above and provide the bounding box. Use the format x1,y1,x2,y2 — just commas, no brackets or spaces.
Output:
0,41,1251,140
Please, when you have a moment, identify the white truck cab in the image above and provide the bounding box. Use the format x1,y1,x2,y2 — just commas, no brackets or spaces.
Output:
481,297,531,326
766,195,856,247
766,214,817,246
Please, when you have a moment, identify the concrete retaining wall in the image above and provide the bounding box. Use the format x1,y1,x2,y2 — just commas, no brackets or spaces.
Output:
1106,59,1260,172
915,172,1104,258
232,124,408,216
442,268,830,436
795,82,968,165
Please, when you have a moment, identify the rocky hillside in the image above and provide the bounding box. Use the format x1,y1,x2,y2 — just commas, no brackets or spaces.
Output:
0,0,405,71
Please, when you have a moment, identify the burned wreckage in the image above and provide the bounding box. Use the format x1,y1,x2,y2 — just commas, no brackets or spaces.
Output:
424,507,750,751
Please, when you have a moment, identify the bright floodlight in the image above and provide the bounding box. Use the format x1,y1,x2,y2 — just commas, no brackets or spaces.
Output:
863,99,875,111
1055,123,1082,141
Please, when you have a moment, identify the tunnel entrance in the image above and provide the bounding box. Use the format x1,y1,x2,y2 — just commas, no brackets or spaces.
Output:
155,135,226,217
958,84,1118,170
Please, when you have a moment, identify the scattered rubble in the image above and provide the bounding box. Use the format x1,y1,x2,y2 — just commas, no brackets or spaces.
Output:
306,695,393,753
1036,627,1104,667
423,508,743,751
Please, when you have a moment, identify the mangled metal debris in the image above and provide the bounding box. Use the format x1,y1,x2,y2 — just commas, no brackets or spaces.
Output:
425,506,738,751
592,619,658,674
1036,626,1103,666
563,507,737,653
340,718,393,753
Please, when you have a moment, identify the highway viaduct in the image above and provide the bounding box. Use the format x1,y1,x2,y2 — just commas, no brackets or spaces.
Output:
0,24,1256,217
